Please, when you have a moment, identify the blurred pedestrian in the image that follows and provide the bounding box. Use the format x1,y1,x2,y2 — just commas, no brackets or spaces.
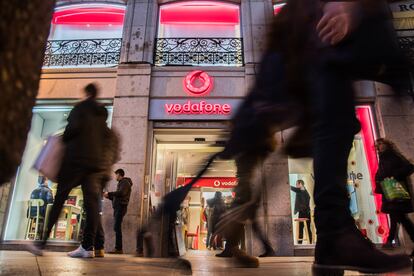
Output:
103,169,133,254
216,0,411,273
207,192,226,250
205,202,214,249
375,138,414,250
28,83,119,258
292,0,412,273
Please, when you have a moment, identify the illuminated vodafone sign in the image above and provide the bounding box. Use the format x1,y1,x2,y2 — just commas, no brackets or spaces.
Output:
165,101,231,115
148,70,243,120
183,70,213,97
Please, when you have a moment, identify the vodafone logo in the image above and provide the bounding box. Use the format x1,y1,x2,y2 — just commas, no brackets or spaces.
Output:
213,180,237,187
183,70,213,97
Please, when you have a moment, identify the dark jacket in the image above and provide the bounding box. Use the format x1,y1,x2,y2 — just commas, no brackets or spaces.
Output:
375,149,414,214
207,197,226,231
291,186,311,215
60,98,108,176
58,98,108,184
108,177,133,208
27,185,54,217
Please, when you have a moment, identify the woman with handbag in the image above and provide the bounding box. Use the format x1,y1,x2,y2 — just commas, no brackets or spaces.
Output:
375,138,414,251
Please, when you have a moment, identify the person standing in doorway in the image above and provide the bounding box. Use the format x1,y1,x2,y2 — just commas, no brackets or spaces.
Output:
104,169,133,254
291,180,312,244
375,138,414,251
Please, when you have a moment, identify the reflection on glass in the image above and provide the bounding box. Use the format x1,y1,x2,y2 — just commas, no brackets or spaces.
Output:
5,106,112,242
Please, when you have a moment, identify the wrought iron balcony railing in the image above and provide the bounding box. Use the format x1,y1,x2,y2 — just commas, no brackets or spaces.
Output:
43,38,122,68
154,37,244,66
398,35,414,63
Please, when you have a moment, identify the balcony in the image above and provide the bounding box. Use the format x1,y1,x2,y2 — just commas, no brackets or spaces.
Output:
154,37,244,66
398,35,414,63
43,38,122,68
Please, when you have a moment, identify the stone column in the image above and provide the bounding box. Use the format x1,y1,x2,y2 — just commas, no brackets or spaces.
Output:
245,138,294,257
120,0,158,63
241,0,274,64
103,64,151,254
102,0,156,254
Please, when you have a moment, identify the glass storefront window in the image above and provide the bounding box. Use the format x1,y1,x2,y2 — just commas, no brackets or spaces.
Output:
288,106,387,246
4,105,112,242
49,4,125,40
158,1,241,38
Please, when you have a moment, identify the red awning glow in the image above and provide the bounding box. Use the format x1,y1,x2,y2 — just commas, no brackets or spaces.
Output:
160,1,240,25
52,6,125,25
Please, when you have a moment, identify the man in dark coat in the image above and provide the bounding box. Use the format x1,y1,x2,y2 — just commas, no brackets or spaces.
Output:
291,180,312,244
28,83,111,258
104,168,133,254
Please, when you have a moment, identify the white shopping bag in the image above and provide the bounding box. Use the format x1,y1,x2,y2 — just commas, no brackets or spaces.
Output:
33,135,64,182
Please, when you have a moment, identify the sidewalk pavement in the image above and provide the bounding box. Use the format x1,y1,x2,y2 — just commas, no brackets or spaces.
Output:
0,250,411,275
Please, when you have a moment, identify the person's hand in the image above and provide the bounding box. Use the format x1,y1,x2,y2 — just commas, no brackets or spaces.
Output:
103,192,109,198
317,2,361,45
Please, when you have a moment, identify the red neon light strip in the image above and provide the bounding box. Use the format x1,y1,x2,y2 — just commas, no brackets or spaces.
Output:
52,7,125,25
356,106,388,242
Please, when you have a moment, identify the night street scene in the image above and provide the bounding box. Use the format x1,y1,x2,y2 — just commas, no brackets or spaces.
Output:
3,0,414,275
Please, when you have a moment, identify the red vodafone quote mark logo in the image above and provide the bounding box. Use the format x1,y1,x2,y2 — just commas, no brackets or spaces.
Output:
183,70,213,97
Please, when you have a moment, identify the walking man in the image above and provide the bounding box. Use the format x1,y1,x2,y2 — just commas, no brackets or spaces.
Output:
28,83,116,258
104,169,133,254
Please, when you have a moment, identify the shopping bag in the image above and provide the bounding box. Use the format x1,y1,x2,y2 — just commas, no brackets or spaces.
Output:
33,135,64,182
380,177,411,202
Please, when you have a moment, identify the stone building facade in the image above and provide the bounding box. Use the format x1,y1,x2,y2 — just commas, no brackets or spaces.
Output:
1,0,414,258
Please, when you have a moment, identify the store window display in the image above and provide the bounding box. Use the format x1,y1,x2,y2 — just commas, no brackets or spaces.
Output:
290,180,312,244
289,136,384,245
4,105,112,242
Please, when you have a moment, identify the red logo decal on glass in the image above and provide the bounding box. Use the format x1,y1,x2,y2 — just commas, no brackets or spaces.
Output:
183,70,213,97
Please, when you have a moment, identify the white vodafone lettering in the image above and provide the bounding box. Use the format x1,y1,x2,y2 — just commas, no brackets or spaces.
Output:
212,180,237,188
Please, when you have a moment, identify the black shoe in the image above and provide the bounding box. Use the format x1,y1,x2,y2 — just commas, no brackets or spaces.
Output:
108,249,123,254
231,248,259,268
313,227,411,274
259,249,275,257
170,258,192,275
143,232,154,257
216,250,233,258
26,241,45,256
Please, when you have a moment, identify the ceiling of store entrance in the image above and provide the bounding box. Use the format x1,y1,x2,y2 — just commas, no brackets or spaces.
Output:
155,129,236,177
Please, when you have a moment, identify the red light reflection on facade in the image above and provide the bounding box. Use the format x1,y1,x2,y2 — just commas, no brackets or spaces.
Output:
356,105,388,242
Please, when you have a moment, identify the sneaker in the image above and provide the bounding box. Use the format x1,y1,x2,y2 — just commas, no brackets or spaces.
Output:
95,249,105,257
68,245,95,258
231,248,259,268
26,242,45,256
313,227,411,274
108,249,123,254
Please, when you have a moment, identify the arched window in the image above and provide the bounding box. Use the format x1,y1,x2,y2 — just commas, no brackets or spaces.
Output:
158,1,240,38
155,1,243,66
50,4,125,40
44,4,125,68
